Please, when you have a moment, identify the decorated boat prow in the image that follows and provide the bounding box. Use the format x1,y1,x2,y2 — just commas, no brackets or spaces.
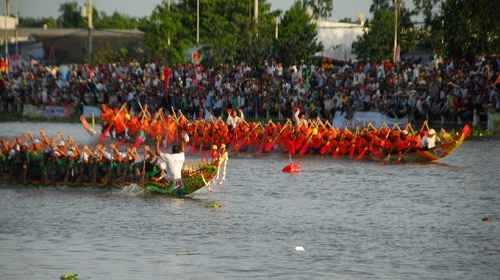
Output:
144,160,220,196
387,124,470,163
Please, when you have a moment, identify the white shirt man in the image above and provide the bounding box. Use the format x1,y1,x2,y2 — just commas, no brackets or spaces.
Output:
227,109,244,128
420,129,437,149
156,134,188,182
294,109,308,129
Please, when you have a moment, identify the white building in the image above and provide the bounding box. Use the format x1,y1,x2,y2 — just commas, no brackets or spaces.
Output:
315,20,365,61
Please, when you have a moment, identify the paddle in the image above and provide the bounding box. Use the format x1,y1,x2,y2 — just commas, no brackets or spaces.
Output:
116,136,128,148
139,148,147,188
257,127,268,157
376,130,391,160
333,133,345,158
299,131,314,156
396,142,414,163
320,140,330,155
235,123,261,151
265,119,290,151
349,127,360,159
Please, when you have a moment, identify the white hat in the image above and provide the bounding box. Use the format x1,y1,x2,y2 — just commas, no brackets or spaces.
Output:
428,129,436,135
32,139,40,145
58,140,65,146
401,130,408,135
53,151,60,157
182,133,190,143
66,151,73,157
8,149,16,160
105,152,112,160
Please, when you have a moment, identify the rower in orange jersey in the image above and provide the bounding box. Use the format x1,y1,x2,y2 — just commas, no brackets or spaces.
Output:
356,127,372,155
338,129,354,156
149,118,163,141
384,130,401,154
311,126,324,150
319,127,335,154
396,129,417,153
100,103,115,138
139,116,151,140
125,115,141,138
112,110,127,141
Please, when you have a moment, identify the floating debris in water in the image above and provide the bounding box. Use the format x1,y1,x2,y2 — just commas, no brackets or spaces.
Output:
482,217,491,222
295,246,305,251
176,253,199,256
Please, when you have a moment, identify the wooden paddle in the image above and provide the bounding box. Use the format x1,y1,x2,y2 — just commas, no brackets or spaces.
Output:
139,149,147,188
257,127,268,157
333,133,345,158
265,119,291,151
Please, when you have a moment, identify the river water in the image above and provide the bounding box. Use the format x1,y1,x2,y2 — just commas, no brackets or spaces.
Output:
0,122,499,280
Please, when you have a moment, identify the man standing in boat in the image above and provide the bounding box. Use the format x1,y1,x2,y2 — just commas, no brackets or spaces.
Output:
420,129,438,150
155,133,189,189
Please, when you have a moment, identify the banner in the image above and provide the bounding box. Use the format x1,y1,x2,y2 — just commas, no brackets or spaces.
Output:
487,112,500,133
22,104,71,118
44,105,71,117
22,104,45,117
83,105,102,119
331,111,408,129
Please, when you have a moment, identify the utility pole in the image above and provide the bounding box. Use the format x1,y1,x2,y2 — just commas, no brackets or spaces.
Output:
196,0,199,47
167,0,170,46
254,0,258,37
14,0,17,55
4,0,9,61
393,0,399,62
87,0,93,55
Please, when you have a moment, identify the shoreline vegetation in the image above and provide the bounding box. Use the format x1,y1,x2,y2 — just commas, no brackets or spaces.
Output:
0,112,494,138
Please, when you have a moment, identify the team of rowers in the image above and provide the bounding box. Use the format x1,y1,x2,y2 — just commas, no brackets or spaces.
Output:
0,129,214,186
100,101,448,158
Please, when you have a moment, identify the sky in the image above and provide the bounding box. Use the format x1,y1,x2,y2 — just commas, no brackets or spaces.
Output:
5,0,375,22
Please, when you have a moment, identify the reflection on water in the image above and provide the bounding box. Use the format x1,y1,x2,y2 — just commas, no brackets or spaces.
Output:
0,123,499,279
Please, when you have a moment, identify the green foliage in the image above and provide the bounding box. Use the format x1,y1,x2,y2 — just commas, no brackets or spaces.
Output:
274,2,323,66
85,41,137,65
95,11,139,29
440,0,500,61
352,8,418,61
300,0,334,20
19,1,138,30
60,273,78,280
139,3,191,66
58,2,86,28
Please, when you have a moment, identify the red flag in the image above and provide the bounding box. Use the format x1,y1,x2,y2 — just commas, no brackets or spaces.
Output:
494,74,500,86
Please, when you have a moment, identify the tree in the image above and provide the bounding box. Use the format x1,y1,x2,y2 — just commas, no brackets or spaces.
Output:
274,2,323,66
58,2,86,28
301,0,334,20
139,3,192,66
18,17,58,28
439,0,500,61
96,11,139,29
352,9,417,61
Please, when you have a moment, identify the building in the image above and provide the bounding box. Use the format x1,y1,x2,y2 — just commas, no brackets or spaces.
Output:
1,27,144,66
315,20,365,62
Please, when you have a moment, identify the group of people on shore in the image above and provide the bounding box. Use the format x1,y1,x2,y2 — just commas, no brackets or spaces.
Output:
1,53,499,128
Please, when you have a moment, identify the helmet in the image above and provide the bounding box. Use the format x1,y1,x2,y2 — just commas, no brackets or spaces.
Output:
221,144,226,149
182,133,190,143
125,114,131,121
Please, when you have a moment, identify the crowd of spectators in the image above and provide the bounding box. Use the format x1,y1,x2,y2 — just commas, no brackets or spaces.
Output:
1,54,499,127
